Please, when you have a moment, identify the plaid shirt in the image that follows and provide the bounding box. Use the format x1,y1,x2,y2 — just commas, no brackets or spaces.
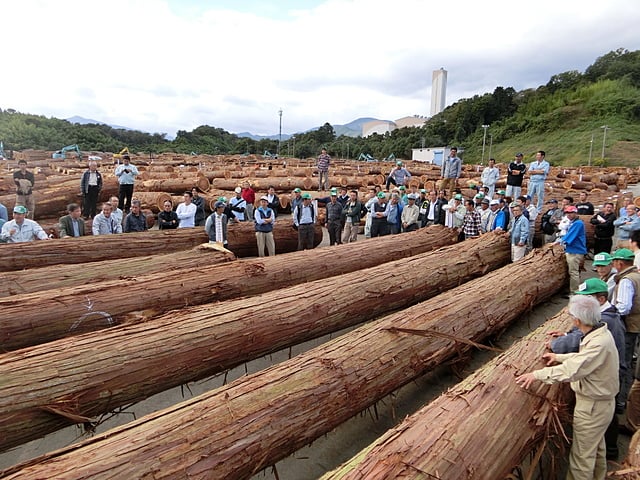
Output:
463,210,482,237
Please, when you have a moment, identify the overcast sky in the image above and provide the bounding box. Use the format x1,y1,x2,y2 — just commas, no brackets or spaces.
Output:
2,0,639,137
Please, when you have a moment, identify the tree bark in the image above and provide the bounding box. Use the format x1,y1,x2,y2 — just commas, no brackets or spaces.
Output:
0,233,510,452
0,221,312,272
320,309,575,480
0,225,452,351
0,245,567,480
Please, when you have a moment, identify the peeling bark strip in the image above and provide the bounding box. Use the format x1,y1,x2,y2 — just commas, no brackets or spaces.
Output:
321,310,576,480
0,245,566,480
0,221,317,272
0,233,508,452
0,225,454,352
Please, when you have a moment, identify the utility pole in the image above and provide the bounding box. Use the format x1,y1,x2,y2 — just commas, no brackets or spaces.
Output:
488,134,493,160
588,133,594,166
277,108,283,158
481,125,489,165
601,125,609,161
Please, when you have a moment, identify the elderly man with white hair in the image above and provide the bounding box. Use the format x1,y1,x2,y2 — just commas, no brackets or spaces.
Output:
516,294,619,480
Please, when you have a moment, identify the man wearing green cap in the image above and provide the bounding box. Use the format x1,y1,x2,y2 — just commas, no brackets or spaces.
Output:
516,294,619,478
592,252,617,298
612,248,640,406
0,205,50,243
370,191,389,237
291,188,303,213
325,188,343,246
293,193,316,250
385,161,411,191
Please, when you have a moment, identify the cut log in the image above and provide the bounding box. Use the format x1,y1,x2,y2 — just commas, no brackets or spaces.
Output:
140,176,210,194
0,233,510,451
0,222,314,272
0,245,567,480
320,309,575,480
0,225,453,351
0,246,235,298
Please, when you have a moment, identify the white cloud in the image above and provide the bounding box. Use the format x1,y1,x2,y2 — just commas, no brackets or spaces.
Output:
1,0,638,137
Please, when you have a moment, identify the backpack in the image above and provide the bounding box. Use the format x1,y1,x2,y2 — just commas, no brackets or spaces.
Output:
541,210,556,235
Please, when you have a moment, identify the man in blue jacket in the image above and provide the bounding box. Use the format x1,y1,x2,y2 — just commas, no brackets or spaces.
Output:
558,205,587,293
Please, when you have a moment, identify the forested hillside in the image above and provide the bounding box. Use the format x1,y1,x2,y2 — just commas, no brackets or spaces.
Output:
1,48,638,166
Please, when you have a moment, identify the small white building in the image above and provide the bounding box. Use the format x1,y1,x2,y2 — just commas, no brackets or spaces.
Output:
412,146,462,166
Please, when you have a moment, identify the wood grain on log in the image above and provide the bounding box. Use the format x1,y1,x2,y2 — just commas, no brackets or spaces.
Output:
0,225,451,351
0,233,509,451
0,245,566,479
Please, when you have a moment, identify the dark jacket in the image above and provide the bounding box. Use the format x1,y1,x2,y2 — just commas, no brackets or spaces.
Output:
58,214,86,238
590,211,616,239
158,210,179,229
123,212,148,233
192,195,206,225
419,198,446,227
80,170,103,195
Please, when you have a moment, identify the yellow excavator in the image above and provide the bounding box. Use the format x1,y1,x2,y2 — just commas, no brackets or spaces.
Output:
113,147,130,163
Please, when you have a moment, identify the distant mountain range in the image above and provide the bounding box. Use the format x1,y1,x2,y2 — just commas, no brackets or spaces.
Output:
67,115,381,141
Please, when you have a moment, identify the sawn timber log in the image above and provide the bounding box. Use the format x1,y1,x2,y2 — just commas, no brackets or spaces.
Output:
0,245,567,479
320,309,576,480
0,225,456,351
0,222,318,272
0,233,509,451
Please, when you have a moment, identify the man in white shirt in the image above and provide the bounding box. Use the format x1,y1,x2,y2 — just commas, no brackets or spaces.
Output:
176,191,197,228
480,158,499,200
0,205,50,243
229,187,247,222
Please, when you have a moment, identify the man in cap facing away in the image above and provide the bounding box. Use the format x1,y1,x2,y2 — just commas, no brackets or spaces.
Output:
556,205,587,293
0,205,50,243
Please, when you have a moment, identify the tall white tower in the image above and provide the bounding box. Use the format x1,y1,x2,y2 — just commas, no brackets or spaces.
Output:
430,68,447,116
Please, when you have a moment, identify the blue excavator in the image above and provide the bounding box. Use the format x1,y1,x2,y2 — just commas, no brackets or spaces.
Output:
52,144,82,159
0,141,5,160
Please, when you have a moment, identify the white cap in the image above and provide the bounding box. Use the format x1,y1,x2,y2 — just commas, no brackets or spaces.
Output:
234,187,242,193
490,199,500,206
260,195,269,201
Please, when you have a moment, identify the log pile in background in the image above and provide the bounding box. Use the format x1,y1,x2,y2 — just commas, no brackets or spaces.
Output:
0,232,509,452
0,225,454,351
0,245,567,479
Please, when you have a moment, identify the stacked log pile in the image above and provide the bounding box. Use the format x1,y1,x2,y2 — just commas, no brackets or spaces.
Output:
320,308,576,480
0,232,508,451
0,225,455,350
0,245,566,479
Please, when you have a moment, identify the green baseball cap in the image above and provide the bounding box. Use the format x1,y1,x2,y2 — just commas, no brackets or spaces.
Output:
497,190,506,195
592,252,613,266
301,193,312,200
396,161,402,166
293,188,302,193
13,205,28,214
377,192,386,198
612,248,635,261
330,188,338,195
454,194,463,200
574,278,609,295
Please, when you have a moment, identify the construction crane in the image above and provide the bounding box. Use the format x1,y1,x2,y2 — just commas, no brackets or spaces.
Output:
52,144,82,159
113,147,130,164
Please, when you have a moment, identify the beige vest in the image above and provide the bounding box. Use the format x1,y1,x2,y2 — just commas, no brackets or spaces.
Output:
614,265,640,332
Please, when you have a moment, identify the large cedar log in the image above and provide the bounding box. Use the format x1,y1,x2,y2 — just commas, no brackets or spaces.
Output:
0,222,314,272
0,246,566,479
0,246,235,298
320,309,575,480
0,226,452,351
0,233,510,451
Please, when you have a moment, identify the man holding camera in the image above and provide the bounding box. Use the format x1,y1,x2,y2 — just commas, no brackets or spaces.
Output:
114,155,139,213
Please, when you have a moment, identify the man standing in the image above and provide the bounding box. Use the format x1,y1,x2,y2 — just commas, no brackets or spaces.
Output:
58,203,86,238
614,205,640,249
611,248,640,409
265,186,280,217
254,196,275,256
506,153,526,199
590,202,617,254
241,181,256,221
293,193,316,250
341,190,362,243
540,199,563,243
123,200,148,233
205,201,229,248
384,193,403,235
324,188,343,246
576,191,594,216
462,199,482,240
0,205,49,242
386,161,412,191
401,194,420,232
317,148,331,191
480,158,499,200
420,190,445,228
486,199,506,232
158,200,179,230
176,191,197,228
290,188,303,214
229,187,247,222
370,191,388,238
92,202,123,235
13,159,36,219
558,205,587,293
516,295,619,480
527,150,550,211
191,187,206,227
440,147,461,192
114,155,138,213
510,204,529,261
80,160,103,219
